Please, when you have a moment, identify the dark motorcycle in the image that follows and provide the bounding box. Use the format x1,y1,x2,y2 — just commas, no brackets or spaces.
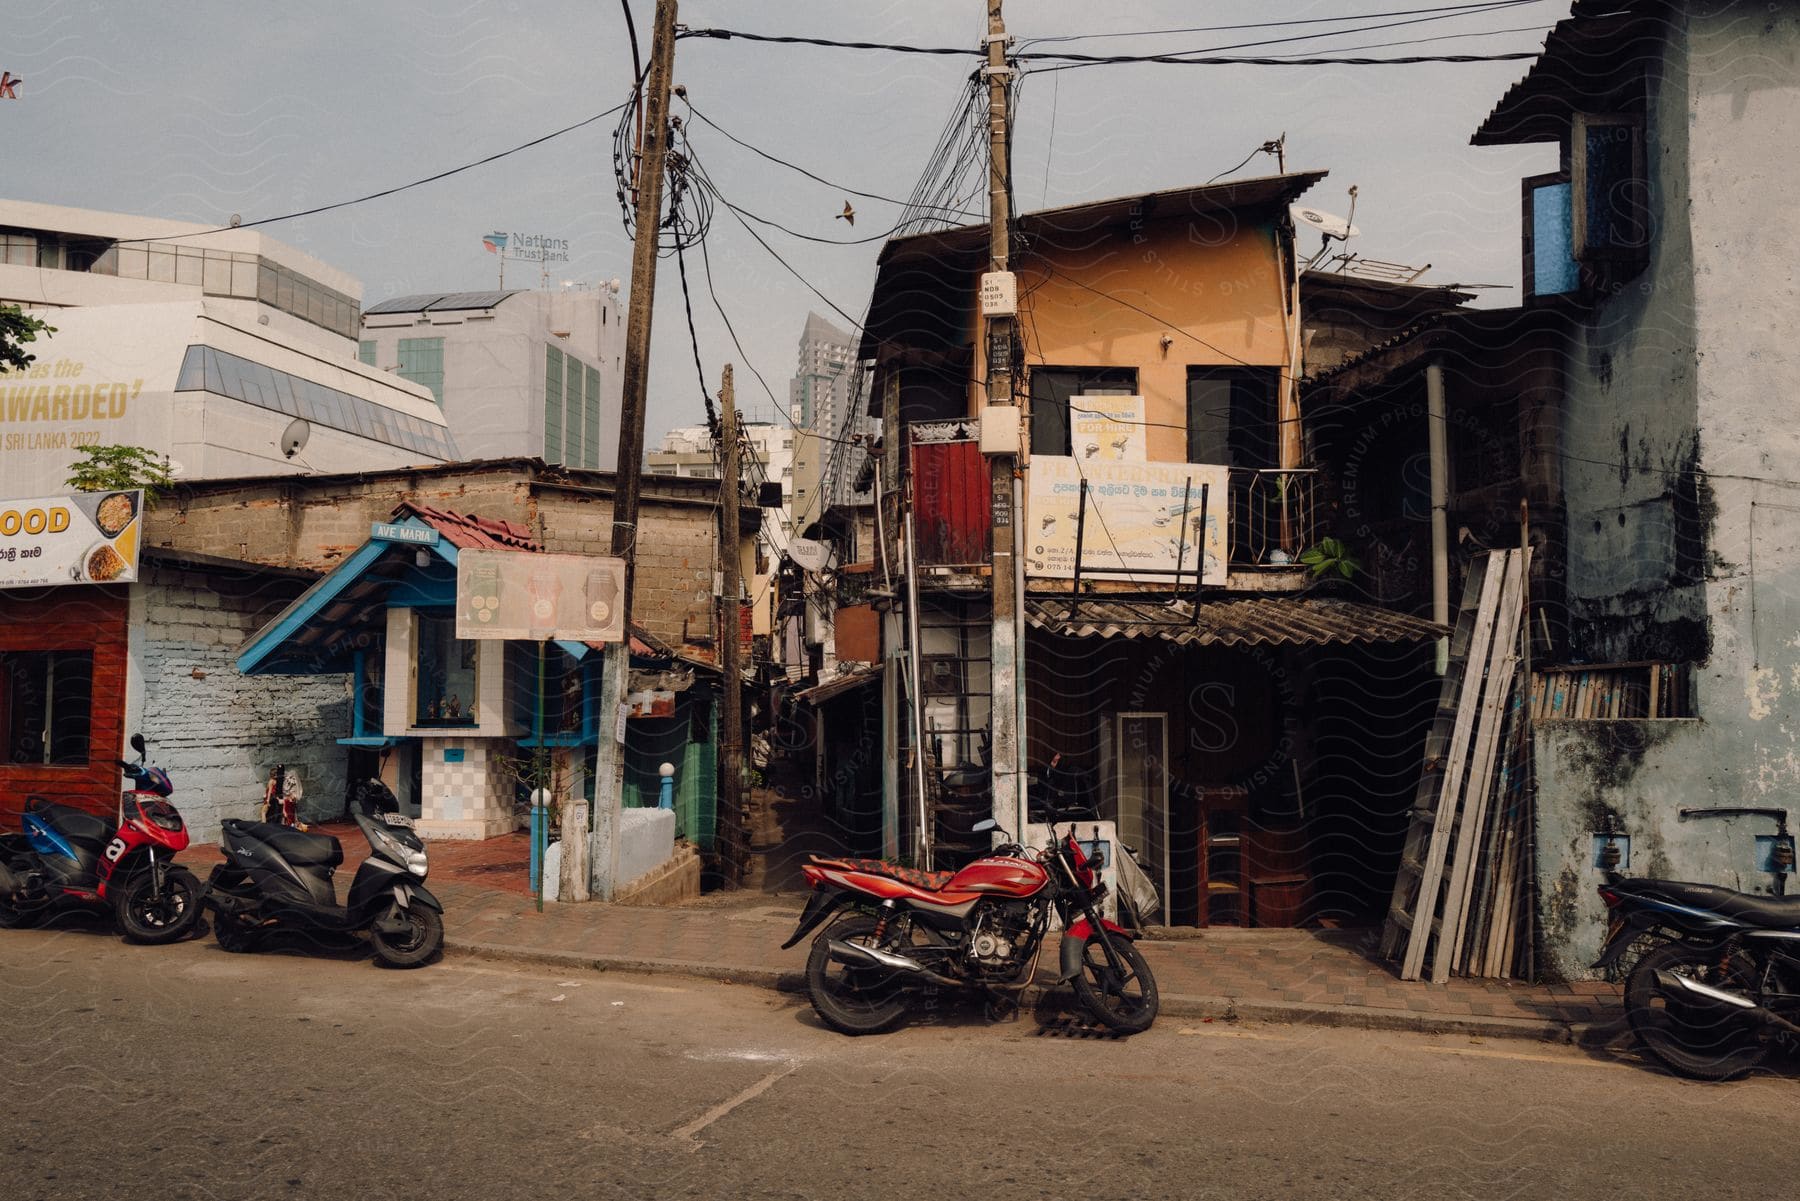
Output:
0,734,202,943
1597,809,1800,1080
204,780,443,968
783,817,1158,1036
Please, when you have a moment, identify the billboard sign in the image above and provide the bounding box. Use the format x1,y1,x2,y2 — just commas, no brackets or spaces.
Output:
0,489,144,588
454,548,626,642
1025,458,1227,585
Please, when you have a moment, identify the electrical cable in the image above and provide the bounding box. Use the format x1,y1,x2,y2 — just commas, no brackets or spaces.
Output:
1013,0,1549,45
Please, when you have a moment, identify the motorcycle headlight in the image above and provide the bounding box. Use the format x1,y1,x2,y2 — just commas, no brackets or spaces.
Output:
406,849,428,879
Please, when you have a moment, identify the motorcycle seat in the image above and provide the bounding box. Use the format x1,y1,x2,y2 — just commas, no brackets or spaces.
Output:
1636,879,1800,928
24,799,111,849
810,856,955,892
237,821,343,869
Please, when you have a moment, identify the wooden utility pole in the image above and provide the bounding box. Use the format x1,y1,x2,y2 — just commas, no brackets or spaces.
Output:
588,0,678,901
717,365,748,884
983,0,1025,836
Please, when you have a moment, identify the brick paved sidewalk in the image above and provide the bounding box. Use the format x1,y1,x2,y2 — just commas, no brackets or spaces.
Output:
185,824,1620,1042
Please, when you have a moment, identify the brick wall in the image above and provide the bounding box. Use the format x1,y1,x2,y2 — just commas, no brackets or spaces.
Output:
137,560,349,841
149,462,751,650
0,586,129,823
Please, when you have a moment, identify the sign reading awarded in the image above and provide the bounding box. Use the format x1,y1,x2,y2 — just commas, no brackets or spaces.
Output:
0,489,143,588
454,549,626,642
1026,459,1228,585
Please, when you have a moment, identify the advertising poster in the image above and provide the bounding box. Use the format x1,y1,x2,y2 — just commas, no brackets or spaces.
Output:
1025,458,1227,585
1068,393,1147,464
454,548,627,642
0,489,145,588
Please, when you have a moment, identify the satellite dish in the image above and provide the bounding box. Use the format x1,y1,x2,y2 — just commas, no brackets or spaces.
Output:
608,277,622,295
164,459,187,479
280,417,312,459
228,213,242,228
1289,205,1359,240
788,539,832,572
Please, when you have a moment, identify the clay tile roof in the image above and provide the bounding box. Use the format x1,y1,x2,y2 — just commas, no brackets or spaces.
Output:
392,502,539,552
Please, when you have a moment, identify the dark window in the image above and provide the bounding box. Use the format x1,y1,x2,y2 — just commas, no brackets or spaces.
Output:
1,651,94,766
1572,114,1649,265
1029,367,1137,457
414,611,479,726
1186,367,1279,468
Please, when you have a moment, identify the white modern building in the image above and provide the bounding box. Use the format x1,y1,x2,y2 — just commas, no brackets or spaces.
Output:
787,311,873,534
358,288,625,470
649,419,794,557
0,199,455,496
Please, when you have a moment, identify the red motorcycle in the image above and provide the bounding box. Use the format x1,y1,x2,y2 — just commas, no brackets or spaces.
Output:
782,819,1158,1035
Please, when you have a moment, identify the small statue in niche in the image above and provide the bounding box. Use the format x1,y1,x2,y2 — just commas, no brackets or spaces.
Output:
446,694,462,719
427,699,441,719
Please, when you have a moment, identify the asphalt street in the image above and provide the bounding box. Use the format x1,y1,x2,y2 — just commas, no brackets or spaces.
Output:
2,920,1795,1201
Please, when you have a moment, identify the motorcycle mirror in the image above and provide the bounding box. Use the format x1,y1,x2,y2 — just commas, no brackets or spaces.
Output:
130,733,146,755
971,818,997,833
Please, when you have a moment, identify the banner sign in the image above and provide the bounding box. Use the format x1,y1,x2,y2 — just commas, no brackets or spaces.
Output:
1025,458,1227,584
454,548,626,642
0,489,144,588
1069,393,1147,464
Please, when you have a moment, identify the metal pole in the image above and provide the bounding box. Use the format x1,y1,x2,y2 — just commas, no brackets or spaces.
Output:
904,509,931,869
1426,359,1451,675
718,365,746,885
536,638,546,912
983,0,1023,841
590,0,678,901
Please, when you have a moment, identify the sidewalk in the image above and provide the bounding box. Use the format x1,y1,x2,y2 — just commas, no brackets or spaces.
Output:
439,880,1622,1044
187,823,1620,1043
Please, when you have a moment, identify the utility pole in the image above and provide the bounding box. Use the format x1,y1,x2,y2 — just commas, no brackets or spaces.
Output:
717,365,747,885
983,0,1026,838
588,0,678,901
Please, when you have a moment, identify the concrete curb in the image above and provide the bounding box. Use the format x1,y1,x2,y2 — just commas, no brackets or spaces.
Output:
446,938,1588,1045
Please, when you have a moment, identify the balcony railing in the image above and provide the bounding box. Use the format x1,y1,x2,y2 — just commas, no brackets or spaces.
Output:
1228,467,1318,569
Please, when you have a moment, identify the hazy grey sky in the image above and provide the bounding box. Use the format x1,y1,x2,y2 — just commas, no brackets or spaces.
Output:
6,1,1560,437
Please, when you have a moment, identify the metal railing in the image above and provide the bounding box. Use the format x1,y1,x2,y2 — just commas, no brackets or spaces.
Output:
1228,467,1317,568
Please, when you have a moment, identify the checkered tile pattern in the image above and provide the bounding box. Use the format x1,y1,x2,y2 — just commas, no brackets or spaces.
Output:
420,738,511,825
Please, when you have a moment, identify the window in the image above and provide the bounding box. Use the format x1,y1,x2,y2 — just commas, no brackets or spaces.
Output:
2,650,93,766
1029,367,1137,457
1572,113,1649,265
358,340,377,367
1523,172,1578,300
0,231,37,266
1186,367,1279,468
544,345,565,463
397,337,445,404
582,363,601,468
414,611,478,726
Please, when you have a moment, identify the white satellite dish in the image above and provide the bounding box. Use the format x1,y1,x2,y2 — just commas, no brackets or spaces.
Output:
164,459,187,479
608,277,623,295
279,417,312,459
788,538,832,572
1289,205,1359,241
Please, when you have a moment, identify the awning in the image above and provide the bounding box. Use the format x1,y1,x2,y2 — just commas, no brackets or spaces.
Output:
794,666,882,706
1025,597,1446,649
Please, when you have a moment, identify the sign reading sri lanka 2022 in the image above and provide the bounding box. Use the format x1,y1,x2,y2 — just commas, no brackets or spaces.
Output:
0,490,145,588
0,356,141,453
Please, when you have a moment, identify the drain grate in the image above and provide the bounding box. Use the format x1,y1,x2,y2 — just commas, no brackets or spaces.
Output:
1035,1016,1126,1040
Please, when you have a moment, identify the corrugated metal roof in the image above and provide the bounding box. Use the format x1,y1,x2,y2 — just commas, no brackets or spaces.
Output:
364,290,520,315
1025,596,1446,649
391,502,538,551
795,666,882,706
1471,3,1657,147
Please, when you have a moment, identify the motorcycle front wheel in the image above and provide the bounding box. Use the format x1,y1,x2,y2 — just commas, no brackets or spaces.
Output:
1625,940,1770,1081
114,866,202,945
806,914,912,1035
369,904,443,969
1071,933,1159,1034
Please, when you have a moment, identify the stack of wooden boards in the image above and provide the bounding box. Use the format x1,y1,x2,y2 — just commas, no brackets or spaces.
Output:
1381,548,1535,983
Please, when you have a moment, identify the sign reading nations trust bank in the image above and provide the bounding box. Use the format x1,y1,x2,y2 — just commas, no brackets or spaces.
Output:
0,490,144,588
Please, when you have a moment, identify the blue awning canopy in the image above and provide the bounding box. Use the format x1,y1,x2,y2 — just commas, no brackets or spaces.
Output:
236,518,460,675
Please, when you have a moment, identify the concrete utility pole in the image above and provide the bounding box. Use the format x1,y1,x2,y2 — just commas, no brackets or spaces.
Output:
590,0,678,900
717,365,747,884
983,0,1026,837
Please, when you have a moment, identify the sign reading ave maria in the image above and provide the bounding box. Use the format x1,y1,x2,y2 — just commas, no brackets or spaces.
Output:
0,490,144,588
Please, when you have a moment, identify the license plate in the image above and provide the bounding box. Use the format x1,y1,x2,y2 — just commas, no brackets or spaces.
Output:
381,813,416,829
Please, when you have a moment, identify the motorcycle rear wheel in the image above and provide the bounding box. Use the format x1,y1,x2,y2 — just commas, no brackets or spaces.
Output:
370,904,443,968
114,866,202,945
212,905,264,953
1625,941,1770,1081
806,914,912,1035
1071,933,1159,1034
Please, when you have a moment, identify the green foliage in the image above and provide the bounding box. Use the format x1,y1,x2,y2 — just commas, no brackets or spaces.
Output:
1299,536,1362,581
1,305,54,374
64,445,175,504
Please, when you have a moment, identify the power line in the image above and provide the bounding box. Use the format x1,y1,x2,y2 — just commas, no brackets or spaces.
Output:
115,102,629,245
1015,0,1550,45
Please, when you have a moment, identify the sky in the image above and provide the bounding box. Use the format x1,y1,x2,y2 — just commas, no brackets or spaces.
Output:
4,0,1562,440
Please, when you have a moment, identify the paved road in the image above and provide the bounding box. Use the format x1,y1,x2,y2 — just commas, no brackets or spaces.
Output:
2,921,1793,1200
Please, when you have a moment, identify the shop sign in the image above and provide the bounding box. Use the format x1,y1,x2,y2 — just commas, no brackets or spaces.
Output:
454,548,626,642
1026,458,1226,585
371,522,439,545
0,489,144,588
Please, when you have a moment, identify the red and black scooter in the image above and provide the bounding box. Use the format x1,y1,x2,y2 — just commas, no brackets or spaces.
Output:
0,734,203,942
782,818,1159,1035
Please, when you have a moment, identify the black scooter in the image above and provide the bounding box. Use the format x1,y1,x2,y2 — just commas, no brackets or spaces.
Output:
203,781,443,968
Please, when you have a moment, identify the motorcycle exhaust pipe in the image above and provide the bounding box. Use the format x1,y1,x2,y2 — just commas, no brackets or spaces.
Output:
1654,968,1800,1038
826,939,960,988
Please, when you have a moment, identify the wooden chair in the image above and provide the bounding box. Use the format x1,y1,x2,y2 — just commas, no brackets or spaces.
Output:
1193,786,1250,927
1244,828,1311,928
